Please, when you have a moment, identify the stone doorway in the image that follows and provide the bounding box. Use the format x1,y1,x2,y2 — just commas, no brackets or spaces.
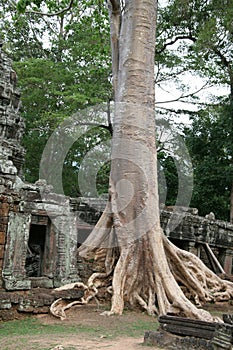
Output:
25,224,47,277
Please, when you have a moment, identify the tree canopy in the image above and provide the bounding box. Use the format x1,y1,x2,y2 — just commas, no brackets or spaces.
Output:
0,0,112,195
0,0,232,220
1,0,233,322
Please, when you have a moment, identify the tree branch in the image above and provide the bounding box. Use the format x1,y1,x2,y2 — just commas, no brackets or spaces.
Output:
74,122,113,135
211,47,233,95
212,47,231,70
156,81,212,105
25,0,75,17
107,0,121,95
107,99,113,135
156,35,197,55
109,0,121,12
155,67,191,84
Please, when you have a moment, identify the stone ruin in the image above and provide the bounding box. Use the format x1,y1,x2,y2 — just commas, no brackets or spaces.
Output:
0,48,233,318
0,49,80,291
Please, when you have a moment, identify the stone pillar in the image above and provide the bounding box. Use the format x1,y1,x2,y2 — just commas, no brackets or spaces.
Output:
0,49,25,180
2,212,31,290
0,195,10,288
211,323,232,350
188,241,199,256
218,248,226,269
53,214,79,287
223,249,233,275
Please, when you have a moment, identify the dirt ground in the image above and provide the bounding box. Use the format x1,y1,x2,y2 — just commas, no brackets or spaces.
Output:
31,335,147,350
1,301,233,350
33,302,233,350
34,303,160,350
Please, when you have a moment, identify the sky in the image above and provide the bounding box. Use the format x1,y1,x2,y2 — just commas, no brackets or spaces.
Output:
156,0,230,123
156,74,229,124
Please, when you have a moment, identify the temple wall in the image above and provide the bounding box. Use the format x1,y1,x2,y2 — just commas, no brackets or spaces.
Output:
0,48,233,297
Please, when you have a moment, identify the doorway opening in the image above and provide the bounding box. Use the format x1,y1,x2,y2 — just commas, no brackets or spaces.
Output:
25,224,46,277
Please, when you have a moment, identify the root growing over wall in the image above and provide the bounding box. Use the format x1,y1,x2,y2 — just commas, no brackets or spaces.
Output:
50,210,233,322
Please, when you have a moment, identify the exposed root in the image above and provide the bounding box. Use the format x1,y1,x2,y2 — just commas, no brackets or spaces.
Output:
50,271,112,320
50,225,233,322
164,236,233,307
53,282,88,292
50,298,68,320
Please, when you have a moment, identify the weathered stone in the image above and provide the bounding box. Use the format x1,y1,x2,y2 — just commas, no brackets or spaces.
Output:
0,50,25,180
4,278,31,291
0,309,20,321
0,245,4,259
0,202,9,216
0,223,7,232
145,314,233,350
144,330,178,348
223,314,233,325
159,315,217,340
52,288,84,301
18,299,35,313
30,277,54,289
0,299,12,310
0,231,5,244
144,331,213,350
9,293,20,304
211,323,233,350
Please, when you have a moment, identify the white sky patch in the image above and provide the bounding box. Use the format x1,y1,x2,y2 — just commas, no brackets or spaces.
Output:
155,72,229,124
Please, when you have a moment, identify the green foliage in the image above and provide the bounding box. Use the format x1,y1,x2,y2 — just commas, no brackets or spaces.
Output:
63,125,111,197
96,160,111,195
0,0,112,192
157,0,233,86
0,0,232,219
184,101,233,220
158,154,179,206
157,0,233,220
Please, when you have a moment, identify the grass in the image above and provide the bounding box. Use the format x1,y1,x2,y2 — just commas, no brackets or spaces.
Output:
0,317,102,337
0,316,107,350
0,313,159,350
117,318,159,338
0,303,229,350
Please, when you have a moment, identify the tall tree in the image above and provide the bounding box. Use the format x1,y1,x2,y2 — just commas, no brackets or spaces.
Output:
0,0,112,190
157,0,233,222
185,104,232,221
49,0,233,320
15,0,233,321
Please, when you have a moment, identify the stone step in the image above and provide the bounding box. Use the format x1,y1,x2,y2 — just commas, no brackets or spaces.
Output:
159,315,217,339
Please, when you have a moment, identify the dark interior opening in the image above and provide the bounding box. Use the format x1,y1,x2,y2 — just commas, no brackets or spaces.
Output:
25,224,46,277
77,226,93,248
168,237,189,250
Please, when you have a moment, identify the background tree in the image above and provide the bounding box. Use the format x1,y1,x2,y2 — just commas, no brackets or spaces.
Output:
156,0,233,222
185,103,232,221
0,0,112,194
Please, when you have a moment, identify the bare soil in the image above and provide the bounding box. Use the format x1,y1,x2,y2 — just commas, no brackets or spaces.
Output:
0,302,161,350
34,303,159,349
1,301,233,350
31,335,146,350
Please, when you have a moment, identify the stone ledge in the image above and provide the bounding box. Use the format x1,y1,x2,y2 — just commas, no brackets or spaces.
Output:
144,330,213,350
144,315,233,350
0,287,84,320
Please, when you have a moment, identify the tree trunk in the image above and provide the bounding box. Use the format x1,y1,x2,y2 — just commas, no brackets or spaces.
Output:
230,180,233,224
230,80,233,224
50,0,233,321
